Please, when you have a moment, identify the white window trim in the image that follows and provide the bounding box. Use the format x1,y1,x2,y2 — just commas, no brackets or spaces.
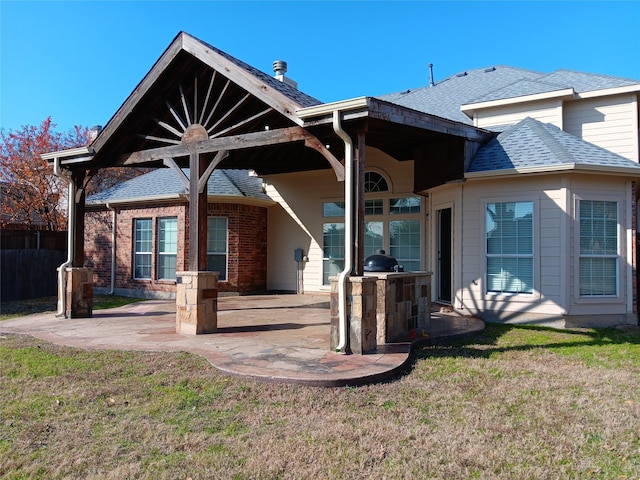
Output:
207,216,229,282
157,217,178,281
573,193,624,305
321,193,424,284
482,195,541,302
133,218,153,280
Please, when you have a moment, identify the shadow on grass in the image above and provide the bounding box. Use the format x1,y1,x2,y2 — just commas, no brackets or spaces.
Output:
412,323,640,362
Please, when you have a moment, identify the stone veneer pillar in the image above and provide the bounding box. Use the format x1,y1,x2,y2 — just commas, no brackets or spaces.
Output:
65,267,93,318
176,271,218,334
330,276,378,354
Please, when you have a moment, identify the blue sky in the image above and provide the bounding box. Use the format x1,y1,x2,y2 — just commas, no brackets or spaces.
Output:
1,1,639,133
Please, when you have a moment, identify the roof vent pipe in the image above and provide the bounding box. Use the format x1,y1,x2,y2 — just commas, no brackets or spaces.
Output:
273,60,287,77
428,63,435,87
272,60,298,88
88,125,103,144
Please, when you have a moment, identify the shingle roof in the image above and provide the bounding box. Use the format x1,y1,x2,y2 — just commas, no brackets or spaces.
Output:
378,66,640,125
468,117,640,175
540,69,639,93
377,66,544,124
197,36,322,108
87,168,273,204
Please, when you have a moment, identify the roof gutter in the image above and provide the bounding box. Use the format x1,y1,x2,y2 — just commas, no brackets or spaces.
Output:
42,147,95,317
106,203,117,295
465,163,640,180
332,110,354,354
52,157,75,317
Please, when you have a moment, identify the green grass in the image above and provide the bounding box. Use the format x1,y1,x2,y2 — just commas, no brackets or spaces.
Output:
0,324,638,479
0,295,144,320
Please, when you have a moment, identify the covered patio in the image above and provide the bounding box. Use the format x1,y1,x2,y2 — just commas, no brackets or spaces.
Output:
42,32,490,355
0,295,484,386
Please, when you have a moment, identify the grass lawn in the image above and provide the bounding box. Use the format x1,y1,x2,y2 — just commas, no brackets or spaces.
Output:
0,295,144,320
0,321,639,479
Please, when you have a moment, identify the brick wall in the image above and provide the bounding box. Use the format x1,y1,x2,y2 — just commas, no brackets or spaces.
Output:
209,203,268,293
85,201,268,297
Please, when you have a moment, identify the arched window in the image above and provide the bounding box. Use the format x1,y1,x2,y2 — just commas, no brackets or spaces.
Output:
364,171,388,193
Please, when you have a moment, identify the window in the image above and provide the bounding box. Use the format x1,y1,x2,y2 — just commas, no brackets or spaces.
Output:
207,217,228,281
579,200,618,296
323,201,345,217
364,172,388,192
134,218,152,279
157,217,178,280
390,220,421,271
365,199,383,215
390,197,421,214
321,188,423,284
322,222,345,285
486,201,533,294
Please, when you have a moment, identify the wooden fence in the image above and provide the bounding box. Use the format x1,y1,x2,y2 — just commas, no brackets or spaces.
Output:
1,249,68,302
1,230,67,250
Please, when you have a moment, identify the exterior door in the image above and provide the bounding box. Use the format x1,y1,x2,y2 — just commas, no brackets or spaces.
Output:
437,207,452,303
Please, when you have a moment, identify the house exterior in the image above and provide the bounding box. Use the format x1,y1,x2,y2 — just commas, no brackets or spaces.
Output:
73,33,640,330
86,168,273,297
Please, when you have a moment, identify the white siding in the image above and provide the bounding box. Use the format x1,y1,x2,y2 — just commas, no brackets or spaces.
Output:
564,94,639,162
264,147,419,293
440,176,569,320
475,100,563,130
432,173,635,324
566,175,630,317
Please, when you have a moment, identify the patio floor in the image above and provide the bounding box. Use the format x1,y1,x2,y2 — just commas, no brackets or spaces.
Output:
0,294,484,387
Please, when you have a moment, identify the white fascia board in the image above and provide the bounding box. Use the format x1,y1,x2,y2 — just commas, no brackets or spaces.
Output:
41,147,95,162
296,97,370,119
87,194,187,206
575,84,640,99
465,163,640,180
88,194,275,208
460,88,575,113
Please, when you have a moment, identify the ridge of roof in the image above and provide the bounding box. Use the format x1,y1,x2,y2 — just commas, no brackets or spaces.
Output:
376,65,545,124
540,68,640,93
468,117,640,176
464,78,572,104
378,64,640,124
193,33,322,108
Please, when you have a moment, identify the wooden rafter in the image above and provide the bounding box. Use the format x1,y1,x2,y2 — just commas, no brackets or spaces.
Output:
197,150,228,193
120,126,344,180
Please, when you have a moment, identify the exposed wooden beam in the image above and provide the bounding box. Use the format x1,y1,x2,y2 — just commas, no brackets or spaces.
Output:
182,33,305,127
203,78,230,129
210,107,271,138
121,126,314,165
207,92,251,134
303,137,344,181
199,70,217,124
163,157,190,191
198,150,228,193
166,100,187,131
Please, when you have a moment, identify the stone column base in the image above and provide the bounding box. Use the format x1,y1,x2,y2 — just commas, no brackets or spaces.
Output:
65,267,93,318
176,271,218,334
330,276,377,354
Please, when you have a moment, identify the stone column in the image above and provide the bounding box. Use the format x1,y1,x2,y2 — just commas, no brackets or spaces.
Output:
330,275,377,354
65,267,93,318
176,271,218,334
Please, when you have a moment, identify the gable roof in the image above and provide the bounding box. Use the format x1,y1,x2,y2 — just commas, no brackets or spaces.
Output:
379,66,640,125
377,66,544,125
467,117,640,178
87,168,273,205
86,32,332,174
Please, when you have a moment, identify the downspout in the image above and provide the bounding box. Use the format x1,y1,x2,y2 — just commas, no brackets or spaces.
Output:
332,110,354,353
106,203,117,295
53,158,75,317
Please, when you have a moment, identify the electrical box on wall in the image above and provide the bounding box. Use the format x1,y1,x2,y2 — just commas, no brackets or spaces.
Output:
294,248,304,262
